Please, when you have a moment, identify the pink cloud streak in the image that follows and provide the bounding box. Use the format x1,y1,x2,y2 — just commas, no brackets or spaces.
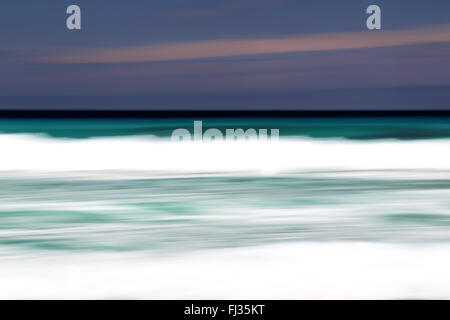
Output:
35,24,450,64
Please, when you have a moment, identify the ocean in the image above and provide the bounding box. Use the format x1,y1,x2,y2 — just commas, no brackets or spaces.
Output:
0,117,450,299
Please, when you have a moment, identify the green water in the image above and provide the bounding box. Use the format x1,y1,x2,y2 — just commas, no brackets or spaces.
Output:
1,117,450,139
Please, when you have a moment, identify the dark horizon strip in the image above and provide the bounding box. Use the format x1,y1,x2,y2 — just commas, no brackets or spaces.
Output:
0,110,450,118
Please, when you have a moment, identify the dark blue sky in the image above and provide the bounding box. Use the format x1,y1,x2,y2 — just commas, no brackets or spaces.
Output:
1,0,449,109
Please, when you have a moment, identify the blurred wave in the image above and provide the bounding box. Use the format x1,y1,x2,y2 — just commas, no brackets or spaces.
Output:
0,132,449,252
1,167,450,254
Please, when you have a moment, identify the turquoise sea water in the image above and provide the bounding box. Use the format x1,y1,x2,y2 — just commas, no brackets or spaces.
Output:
1,117,450,139
0,117,450,298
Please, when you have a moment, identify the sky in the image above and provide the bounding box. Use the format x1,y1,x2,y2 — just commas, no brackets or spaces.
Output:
0,0,449,110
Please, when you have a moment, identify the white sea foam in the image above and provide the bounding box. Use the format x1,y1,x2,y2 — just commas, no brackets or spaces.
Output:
0,134,449,175
2,242,450,299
